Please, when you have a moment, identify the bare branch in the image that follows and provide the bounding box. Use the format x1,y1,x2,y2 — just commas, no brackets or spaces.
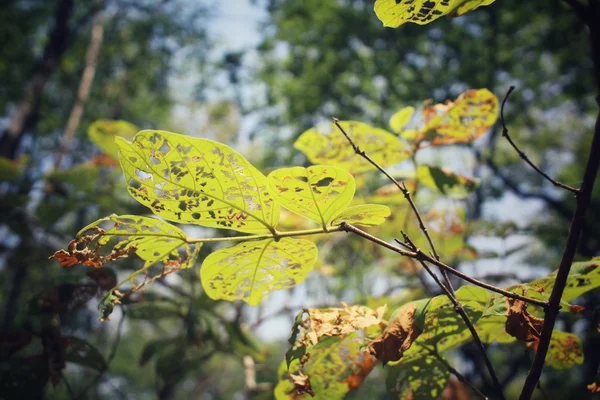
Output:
500,87,579,195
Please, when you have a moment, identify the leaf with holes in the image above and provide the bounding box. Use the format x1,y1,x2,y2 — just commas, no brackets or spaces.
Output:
294,121,409,173
268,165,355,227
408,89,499,146
51,214,200,270
200,238,317,305
330,204,391,227
386,355,449,400
389,106,415,133
536,331,583,370
88,119,139,159
116,130,280,233
275,333,377,399
417,165,479,199
374,0,496,28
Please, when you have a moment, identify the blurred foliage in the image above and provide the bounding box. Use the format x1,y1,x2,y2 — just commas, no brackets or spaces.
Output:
0,0,599,399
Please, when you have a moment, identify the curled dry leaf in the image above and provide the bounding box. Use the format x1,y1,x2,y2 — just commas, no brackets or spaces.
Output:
505,298,543,342
51,228,133,268
367,302,422,363
305,304,386,345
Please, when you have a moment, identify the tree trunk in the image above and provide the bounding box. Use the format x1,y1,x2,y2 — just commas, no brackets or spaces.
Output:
0,0,75,160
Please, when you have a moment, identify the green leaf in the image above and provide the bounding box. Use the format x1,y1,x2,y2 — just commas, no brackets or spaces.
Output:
126,301,182,320
386,355,449,400
330,204,390,227
200,238,318,305
64,336,106,372
374,0,496,28
275,333,376,399
139,336,181,366
88,119,139,159
0,156,27,181
294,121,409,173
544,331,584,370
417,165,479,199
116,130,280,233
268,165,355,227
389,106,415,134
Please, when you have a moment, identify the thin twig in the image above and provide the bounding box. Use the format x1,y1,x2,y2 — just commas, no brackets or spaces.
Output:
74,310,126,400
333,118,456,293
422,345,488,400
341,223,548,308
401,236,503,399
500,87,579,195
519,5,600,398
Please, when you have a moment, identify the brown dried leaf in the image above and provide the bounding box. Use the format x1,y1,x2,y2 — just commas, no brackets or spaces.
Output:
569,304,586,314
50,228,134,268
505,298,543,342
367,302,422,363
305,304,386,345
344,356,377,390
588,383,600,393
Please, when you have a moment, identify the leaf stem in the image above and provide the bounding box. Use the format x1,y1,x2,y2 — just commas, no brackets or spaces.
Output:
500,86,579,194
186,225,343,244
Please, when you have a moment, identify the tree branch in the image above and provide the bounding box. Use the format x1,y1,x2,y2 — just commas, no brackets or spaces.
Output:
500,86,579,195
520,5,600,398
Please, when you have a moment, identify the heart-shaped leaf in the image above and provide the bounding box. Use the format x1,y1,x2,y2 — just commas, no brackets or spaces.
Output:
268,165,355,228
294,121,409,173
200,238,317,305
116,130,280,233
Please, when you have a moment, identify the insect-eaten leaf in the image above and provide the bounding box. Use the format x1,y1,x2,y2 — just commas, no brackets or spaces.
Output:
417,165,479,199
330,204,391,227
374,0,496,28
116,130,280,233
386,355,449,400
88,119,139,159
505,298,543,343
268,165,355,228
51,214,200,270
389,106,415,133
275,333,376,399
406,89,498,146
294,120,409,173
368,299,429,364
539,331,584,370
200,238,317,305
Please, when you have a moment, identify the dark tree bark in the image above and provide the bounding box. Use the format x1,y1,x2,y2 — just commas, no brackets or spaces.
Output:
0,0,75,160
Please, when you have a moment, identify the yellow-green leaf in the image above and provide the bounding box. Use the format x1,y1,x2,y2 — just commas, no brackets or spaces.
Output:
386,355,449,400
417,89,499,145
116,130,280,233
389,106,415,134
374,0,496,28
545,331,584,369
294,121,409,173
452,0,496,17
88,119,139,159
268,165,355,227
200,238,317,305
417,165,479,199
330,204,390,227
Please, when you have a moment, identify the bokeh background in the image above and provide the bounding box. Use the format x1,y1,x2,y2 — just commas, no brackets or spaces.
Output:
1,0,598,399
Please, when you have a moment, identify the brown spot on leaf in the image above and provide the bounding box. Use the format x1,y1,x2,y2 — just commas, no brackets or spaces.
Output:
569,304,586,314
505,298,543,342
367,302,422,363
290,372,315,397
